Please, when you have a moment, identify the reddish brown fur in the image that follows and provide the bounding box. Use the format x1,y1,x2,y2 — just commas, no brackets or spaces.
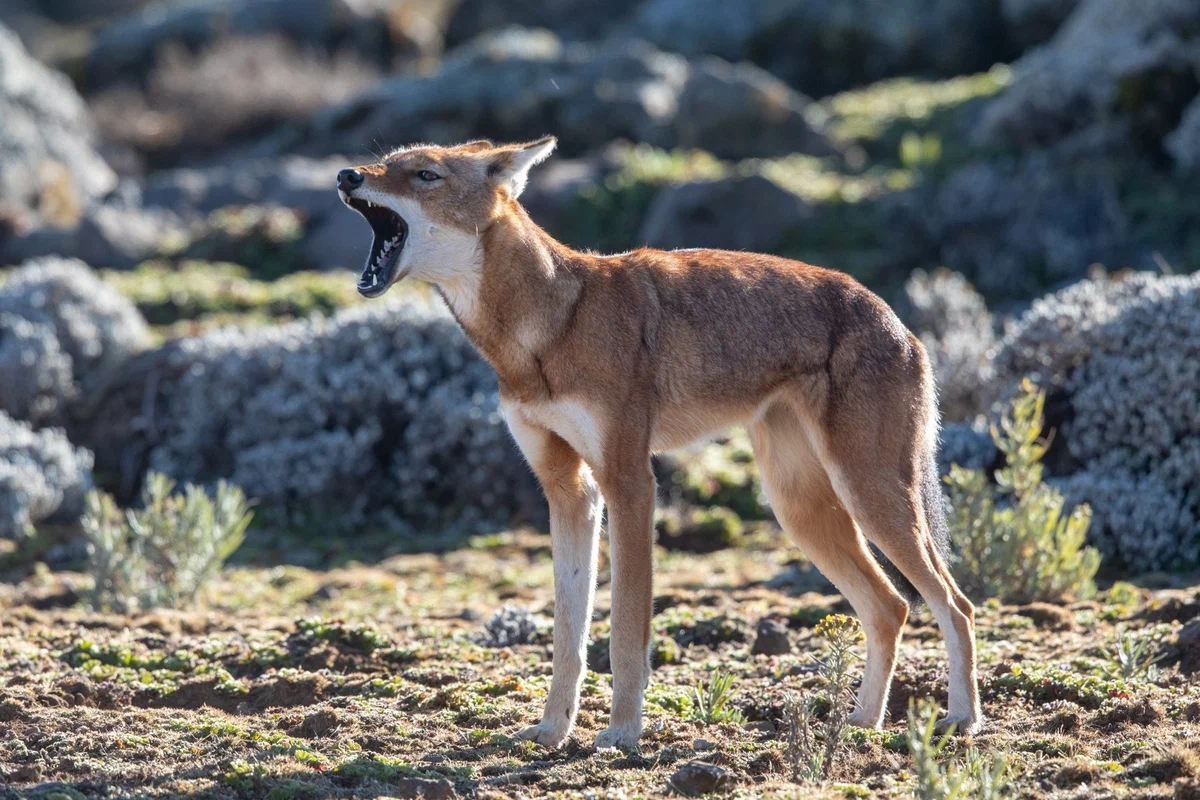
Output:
343,138,982,748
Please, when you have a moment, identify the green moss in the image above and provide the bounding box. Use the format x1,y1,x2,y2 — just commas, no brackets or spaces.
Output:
993,663,1132,709
295,618,393,653
103,261,361,329
165,206,308,280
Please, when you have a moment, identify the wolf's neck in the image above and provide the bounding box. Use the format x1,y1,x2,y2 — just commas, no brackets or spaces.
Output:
437,205,584,400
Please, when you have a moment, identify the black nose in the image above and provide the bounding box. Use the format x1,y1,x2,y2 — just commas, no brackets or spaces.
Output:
337,168,364,192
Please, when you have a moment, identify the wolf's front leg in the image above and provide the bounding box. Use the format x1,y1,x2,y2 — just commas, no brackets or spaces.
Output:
594,463,656,750
506,411,603,748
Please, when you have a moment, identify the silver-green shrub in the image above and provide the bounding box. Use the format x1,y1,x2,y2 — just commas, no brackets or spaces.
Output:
0,257,150,426
84,472,251,612
0,410,93,539
992,271,1200,571
947,380,1100,604
900,269,995,423
100,295,540,536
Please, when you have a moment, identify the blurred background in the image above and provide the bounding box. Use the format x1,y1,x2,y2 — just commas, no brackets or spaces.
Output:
1,0,1198,580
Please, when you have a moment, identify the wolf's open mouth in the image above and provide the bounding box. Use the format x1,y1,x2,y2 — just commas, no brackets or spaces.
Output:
344,197,408,297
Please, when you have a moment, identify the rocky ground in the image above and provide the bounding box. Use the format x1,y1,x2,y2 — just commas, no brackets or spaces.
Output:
3,533,1200,799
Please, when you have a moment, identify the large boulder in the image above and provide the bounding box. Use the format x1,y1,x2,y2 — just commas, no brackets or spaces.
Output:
992,271,1200,571
628,0,1012,97
976,0,1200,155
0,200,182,271
445,0,641,48
278,30,838,161
639,175,811,253
0,22,116,222
922,154,1129,301
1000,0,1084,49
83,0,442,90
77,296,542,536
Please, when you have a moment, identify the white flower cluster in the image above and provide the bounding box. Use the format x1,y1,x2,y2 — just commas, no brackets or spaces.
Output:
0,410,94,539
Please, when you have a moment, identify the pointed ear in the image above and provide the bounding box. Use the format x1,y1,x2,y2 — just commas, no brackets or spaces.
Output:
487,136,557,198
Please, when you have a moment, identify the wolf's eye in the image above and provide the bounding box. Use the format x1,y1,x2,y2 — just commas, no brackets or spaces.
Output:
416,170,441,182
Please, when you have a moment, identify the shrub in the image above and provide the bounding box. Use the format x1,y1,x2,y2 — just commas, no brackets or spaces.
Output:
0,411,94,540
0,257,150,426
907,699,1009,800
899,269,995,423
80,296,542,537
783,614,862,783
84,473,251,612
992,271,1200,571
946,380,1100,604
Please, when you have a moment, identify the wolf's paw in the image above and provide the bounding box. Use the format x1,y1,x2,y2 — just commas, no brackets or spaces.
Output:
593,725,641,750
934,713,982,736
515,721,570,748
846,710,884,730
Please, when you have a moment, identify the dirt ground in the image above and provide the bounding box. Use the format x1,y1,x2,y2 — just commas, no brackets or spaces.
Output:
2,531,1199,799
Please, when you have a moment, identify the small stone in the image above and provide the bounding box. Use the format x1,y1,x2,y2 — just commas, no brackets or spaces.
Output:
693,738,716,751
751,617,792,656
669,761,731,796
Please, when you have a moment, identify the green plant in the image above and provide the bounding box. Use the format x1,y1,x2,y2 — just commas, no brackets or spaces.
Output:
690,670,746,725
1098,630,1163,682
908,699,1009,800
946,379,1101,603
84,472,252,612
784,614,863,783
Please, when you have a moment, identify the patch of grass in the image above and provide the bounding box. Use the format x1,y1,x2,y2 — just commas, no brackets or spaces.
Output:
1098,631,1163,682
691,670,746,725
908,698,1010,799
947,379,1101,604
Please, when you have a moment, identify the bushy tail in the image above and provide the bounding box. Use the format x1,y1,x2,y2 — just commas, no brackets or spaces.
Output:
871,451,949,604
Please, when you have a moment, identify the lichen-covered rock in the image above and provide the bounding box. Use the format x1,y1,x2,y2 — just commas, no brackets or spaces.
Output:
83,0,442,90
629,0,1011,97
926,155,1127,301
1000,0,1083,48
284,29,837,161
79,295,542,535
976,0,1200,152
0,22,116,220
899,269,995,422
993,271,1200,570
1166,95,1200,172
0,410,94,539
0,257,150,425
474,605,545,648
639,175,810,253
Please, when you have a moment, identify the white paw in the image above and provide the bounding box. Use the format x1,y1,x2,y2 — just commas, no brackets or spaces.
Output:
846,710,884,730
934,713,982,736
593,725,641,750
515,721,570,748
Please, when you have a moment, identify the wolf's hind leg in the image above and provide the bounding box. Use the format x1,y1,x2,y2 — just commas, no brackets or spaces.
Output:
749,406,908,730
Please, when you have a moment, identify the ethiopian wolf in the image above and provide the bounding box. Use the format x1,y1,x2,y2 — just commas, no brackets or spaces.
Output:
336,137,982,749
